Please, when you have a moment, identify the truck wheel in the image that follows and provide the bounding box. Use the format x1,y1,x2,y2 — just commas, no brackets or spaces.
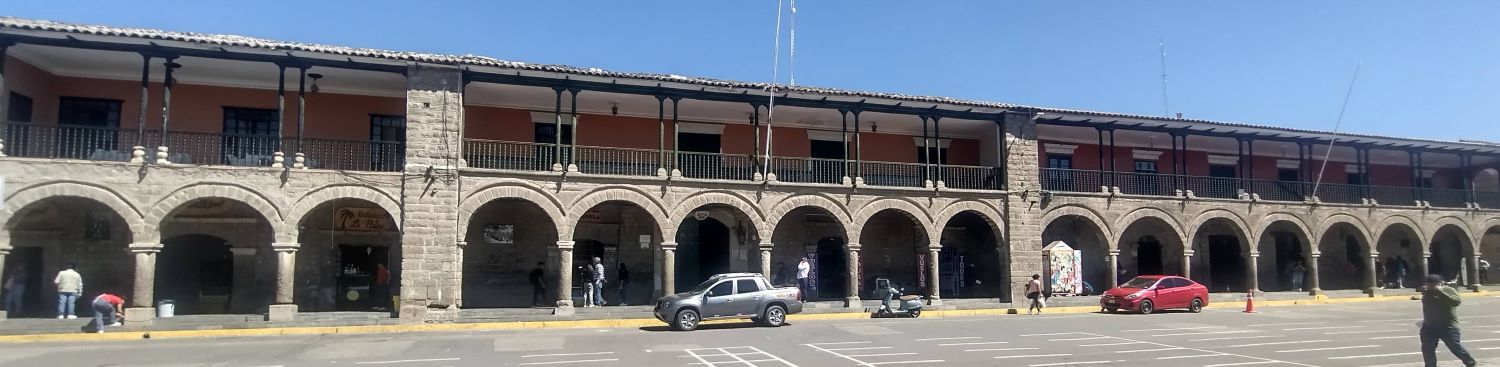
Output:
762,305,787,327
674,309,700,331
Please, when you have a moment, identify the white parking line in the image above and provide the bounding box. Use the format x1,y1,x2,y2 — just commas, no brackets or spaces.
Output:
520,359,618,366
823,346,892,352
1120,326,1223,332
1281,325,1364,331
914,336,980,341
1048,336,1110,341
938,341,1008,346
1325,329,1403,335
844,353,917,358
1465,338,1500,342
684,347,797,367
1219,340,1331,348
993,354,1071,359
1204,362,1279,367
863,360,943,365
1370,335,1411,340
1018,332,1083,336
1030,361,1120,366
1276,345,1379,353
1482,347,1500,350
1196,335,1284,342
1153,330,1259,337
1116,347,1184,353
355,358,462,365
1247,322,1324,327
1077,341,1144,347
804,343,938,367
1082,332,1316,367
963,347,1038,352
1157,353,1228,360
521,352,615,358
1327,352,1422,360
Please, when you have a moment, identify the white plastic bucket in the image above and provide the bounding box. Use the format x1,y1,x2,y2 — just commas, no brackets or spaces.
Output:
157,301,175,318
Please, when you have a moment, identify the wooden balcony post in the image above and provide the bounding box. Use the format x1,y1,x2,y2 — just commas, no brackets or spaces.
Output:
655,94,666,175
551,87,564,171
568,88,580,172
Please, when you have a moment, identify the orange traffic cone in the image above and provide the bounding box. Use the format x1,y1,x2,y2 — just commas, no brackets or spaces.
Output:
1244,290,1257,313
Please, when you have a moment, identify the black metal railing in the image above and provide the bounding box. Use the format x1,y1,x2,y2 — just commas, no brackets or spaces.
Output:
677,151,757,181
464,139,553,171
1181,175,1241,199
1367,185,1418,206
576,145,659,177
298,138,404,171
1247,179,1309,202
1478,191,1500,209
1424,188,1469,208
771,156,845,184
1041,168,1103,193
943,165,1001,190
861,161,925,188
1312,182,1364,205
3,122,400,171
1113,171,1176,196
1039,168,1488,209
3,122,141,160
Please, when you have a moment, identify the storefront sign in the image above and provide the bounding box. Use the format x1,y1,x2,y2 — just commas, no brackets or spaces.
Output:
335,208,392,232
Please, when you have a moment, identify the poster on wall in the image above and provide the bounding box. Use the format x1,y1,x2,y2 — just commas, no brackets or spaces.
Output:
805,252,818,292
335,208,393,232
1042,241,1083,295
483,224,514,244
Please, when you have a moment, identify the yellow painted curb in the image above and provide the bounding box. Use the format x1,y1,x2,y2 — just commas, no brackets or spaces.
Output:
0,291,1491,344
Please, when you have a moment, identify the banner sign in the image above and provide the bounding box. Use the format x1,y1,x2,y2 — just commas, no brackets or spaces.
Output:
335,207,392,232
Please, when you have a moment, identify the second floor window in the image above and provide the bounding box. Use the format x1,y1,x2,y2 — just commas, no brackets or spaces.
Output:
1346,173,1363,185
221,107,279,165
1209,164,1237,178
58,97,122,127
8,92,33,122
1047,155,1072,169
916,146,949,165
1277,168,1299,182
1134,160,1158,174
370,115,405,142
534,123,573,145
810,140,845,160
222,107,278,136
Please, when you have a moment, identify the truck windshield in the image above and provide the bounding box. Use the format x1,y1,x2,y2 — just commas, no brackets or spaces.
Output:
688,277,722,294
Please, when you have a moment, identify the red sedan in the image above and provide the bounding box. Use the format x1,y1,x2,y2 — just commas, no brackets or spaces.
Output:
1099,275,1208,314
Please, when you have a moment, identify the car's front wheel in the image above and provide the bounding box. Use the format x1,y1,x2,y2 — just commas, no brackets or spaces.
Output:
762,305,787,327
1139,299,1155,315
1189,298,1204,313
674,309,700,331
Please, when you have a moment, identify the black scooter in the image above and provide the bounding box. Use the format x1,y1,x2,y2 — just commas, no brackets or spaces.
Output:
870,278,924,318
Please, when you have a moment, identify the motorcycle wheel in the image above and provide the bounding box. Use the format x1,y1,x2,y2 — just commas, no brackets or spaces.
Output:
909,308,922,318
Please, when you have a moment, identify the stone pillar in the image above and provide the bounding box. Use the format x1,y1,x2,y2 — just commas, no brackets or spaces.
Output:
661,242,677,295
758,242,774,279
1307,253,1323,295
1365,254,1380,295
267,243,299,321
845,243,862,307
1418,253,1431,289
455,241,467,307
0,247,8,319
398,64,465,321
1000,111,1044,304
1248,252,1261,293
126,243,163,322
1468,254,1483,291
1182,250,1194,279
926,246,942,305
555,241,575,310
1106,251,1120,288
229,247,258,314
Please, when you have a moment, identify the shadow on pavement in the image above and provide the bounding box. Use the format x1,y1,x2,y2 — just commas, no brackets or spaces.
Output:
638,321,790,332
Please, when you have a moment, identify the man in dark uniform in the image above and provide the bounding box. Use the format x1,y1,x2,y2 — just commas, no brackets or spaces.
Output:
529,262,546,307
1420,274,1476,367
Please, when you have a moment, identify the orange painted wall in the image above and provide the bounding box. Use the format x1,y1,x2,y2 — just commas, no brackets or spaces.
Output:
4,55,402,140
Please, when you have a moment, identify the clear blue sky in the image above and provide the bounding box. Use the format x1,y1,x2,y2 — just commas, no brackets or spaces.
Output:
5,1,1498,142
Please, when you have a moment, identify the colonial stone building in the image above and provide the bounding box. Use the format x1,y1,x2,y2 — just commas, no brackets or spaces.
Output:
0,18,1496,323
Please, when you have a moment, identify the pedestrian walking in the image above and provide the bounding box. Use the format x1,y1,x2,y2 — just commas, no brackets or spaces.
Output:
54,263,82,319
1289,261,1306,291
617,263,631,306
579,265,594,307
372,263,390,311
4,264,28,316
87,292,124,333
528,262,546,307
796,257,811,301
590,257,606,307
1026,274,1044,315
1419,274,1477,367
1397,256,1411,289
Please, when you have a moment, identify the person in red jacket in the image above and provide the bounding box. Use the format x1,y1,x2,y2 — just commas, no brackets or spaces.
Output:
89,293,124,333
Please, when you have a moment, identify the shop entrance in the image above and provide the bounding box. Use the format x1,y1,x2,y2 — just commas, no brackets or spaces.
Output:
1,247,43,317
1207,235,1245,292
1137,236,1164,275
675,217,731,291
336,245,391,311
157,234,234,315
815,237,847,300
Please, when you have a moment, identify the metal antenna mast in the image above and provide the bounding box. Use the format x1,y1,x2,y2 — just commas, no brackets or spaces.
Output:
1160,40,1170,117
1312,62,1363,197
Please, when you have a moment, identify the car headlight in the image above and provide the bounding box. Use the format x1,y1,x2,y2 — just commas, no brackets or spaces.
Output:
1125,292,1142,300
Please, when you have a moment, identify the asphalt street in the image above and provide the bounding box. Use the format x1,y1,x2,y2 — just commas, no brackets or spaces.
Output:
4,296,1500,367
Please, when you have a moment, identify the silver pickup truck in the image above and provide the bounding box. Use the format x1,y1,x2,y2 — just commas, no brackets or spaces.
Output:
653,273,803,331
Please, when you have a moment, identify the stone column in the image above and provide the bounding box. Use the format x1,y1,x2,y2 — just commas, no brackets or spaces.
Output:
845,244,862,307
1468,254,1483,291
398,64,465,321
125,243,164,322
1106,251,1120,289
1248,252,1261,293
1418,253,1431,289
267,243,299,321
758,242,774,279
555,241,575,310
1307,253,1323,295
1365,254,1380,295
0,247,8,319
1181,250,1194,279
926,246,942,305
455,241,467,307
661,242,677,295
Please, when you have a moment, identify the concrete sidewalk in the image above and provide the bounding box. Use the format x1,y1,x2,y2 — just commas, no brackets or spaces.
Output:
0,286,1492,343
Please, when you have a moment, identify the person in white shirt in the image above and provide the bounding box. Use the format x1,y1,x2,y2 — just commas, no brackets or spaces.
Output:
54,263,83,319
796,257,811,301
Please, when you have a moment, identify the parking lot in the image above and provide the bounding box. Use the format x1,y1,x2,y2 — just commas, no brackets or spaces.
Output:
5,295,1500,366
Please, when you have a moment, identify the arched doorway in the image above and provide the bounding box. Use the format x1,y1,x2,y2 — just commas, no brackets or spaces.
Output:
1256,221,1311,292
1376,223,1422,289
938,211,1005,299
1041,215,1109,292
157,197,277,314
157,234,233,315
1117,217,1185,279
1482,226,1500,285
673,204,752,293
295,198,399,312
857,209,928,299
1317,222,1370,291
572,201,660,306
769,206,849,300
1429,225,1473,283
462,198,558,308
1192,218,1250,293
1,197,134,318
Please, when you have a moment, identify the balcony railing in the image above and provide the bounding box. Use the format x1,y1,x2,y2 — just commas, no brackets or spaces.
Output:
576,145,659,177
2,122,402,171
942,165,1001,190
1042,168,1481,209
862,161,925,188
771,156,846,184
678,151,758,181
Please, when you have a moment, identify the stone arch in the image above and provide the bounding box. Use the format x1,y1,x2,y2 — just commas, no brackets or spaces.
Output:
1375,214,1429,251
667,190,767,240
287,184,402,233
852,197,937,244
1250,212,1312,254
1,181,148,242
1317,213,1374,252
565,186,669,242
145,183,287,241
933,200,1006,243
1041,204,1114,250
767,194,854,234
1116,207,1187,246
461,182,567,240
1428,216,1477,253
